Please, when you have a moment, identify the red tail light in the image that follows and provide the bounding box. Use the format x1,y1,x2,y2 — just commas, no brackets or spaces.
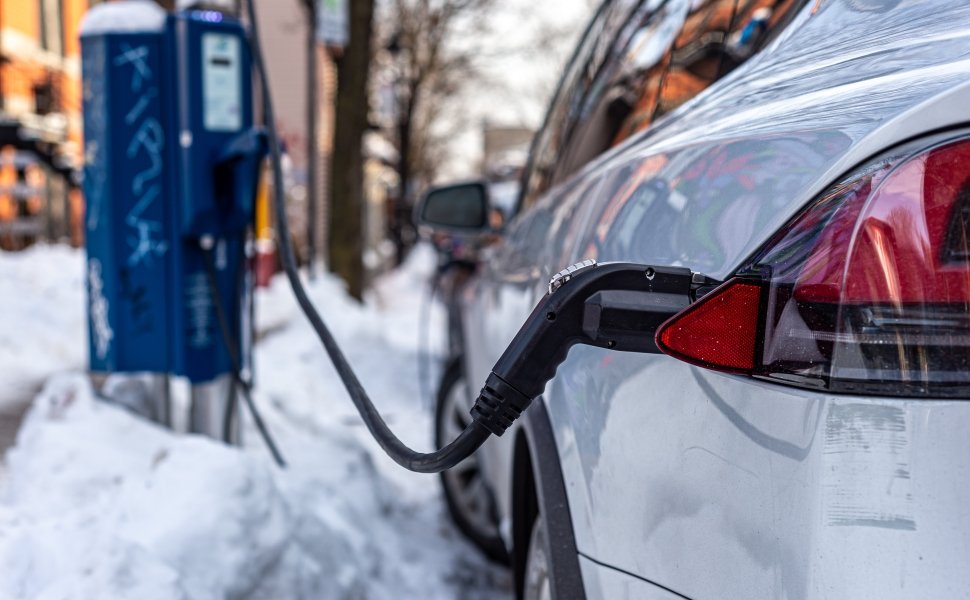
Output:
656,134,970,397
656,280,761,373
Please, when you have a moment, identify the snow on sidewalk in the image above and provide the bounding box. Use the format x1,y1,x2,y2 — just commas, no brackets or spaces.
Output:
0,244,511,599
0,246,85,410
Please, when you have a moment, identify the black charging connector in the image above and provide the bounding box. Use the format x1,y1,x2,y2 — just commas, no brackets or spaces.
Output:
470,261,695,436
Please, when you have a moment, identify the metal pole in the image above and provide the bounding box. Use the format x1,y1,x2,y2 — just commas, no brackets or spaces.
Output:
305,0,319,278
189,374,238,442
150,374,172,428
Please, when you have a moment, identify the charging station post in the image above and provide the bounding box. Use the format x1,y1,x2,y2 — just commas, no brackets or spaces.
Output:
80,0,265,441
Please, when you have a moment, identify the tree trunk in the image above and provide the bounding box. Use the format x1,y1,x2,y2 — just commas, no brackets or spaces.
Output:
393,93,413,265
305,0,318,278
327,0,374,300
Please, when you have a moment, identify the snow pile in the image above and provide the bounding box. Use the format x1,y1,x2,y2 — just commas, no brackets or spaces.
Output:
79,0,167,36
0,244,509,599
0,374,398,599
0,245,85,408
1,375,288,599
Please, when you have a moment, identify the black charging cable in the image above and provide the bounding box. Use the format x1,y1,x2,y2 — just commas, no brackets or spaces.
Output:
199,237,287,467
221,235,251,444
220,238,245,443
243,0,491,473
242,0,705,475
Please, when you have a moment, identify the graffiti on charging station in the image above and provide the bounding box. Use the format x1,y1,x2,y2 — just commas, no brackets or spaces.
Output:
115,44,168,269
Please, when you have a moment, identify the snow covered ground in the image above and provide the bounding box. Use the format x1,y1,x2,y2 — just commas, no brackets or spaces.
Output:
0,246,86,410
0,244,512,599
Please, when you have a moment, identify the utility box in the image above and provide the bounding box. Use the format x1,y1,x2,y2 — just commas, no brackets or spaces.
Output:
81,2,172,375
81,2,264,386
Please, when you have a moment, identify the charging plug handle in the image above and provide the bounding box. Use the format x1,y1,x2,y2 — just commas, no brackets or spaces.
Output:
471,262,696,436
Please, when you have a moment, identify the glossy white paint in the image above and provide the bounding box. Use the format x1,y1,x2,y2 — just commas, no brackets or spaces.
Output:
457,1,970,598
550,352,970,599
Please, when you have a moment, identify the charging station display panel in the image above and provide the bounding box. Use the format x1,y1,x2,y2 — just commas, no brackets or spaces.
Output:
202,33,242,132
171,15,258,383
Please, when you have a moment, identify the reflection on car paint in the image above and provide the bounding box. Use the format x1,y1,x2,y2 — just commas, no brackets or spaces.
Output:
462,1,970,598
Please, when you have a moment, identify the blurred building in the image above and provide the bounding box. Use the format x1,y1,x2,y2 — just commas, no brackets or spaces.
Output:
251,0,335,270
481,123,531,179
0,0,90,249
480,122,532,219
253,0,393,282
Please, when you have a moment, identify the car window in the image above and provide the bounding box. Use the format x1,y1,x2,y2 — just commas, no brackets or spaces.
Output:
614,0,804,140
518,0,640,211
519,0,805,211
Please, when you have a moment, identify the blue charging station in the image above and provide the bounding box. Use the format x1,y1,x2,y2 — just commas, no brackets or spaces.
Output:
81,2,265,387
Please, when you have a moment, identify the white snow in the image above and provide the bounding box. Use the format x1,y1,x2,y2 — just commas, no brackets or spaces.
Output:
0,245,86,409
79,0,167,37
0,244,511,599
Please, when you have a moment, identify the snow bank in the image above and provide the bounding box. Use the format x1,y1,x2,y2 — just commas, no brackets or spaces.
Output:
0,371,507,599
0,374,390,599
0,243,508,599
0,246,85,409
79,0,167,37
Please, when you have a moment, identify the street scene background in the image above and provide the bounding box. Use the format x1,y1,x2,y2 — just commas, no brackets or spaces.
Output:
0,0,594,597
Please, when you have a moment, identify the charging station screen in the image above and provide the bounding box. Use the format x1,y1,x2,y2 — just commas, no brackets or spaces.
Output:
202,33,242,132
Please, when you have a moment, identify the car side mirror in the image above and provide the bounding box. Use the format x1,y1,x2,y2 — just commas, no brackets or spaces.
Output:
414,181,491,235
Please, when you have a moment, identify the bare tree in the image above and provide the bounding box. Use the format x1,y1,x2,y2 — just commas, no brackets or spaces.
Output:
379,0,493,261
381,1,588,184
302,0,319,277
376,0,592,261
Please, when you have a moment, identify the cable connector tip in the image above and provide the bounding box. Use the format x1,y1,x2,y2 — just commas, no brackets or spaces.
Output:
470,372,533,437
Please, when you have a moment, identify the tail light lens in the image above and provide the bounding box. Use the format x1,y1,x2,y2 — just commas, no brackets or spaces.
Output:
656,135,970,397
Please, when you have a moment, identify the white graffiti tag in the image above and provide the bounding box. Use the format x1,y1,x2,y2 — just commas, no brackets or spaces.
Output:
114,43,167,269
186,272,213,348
112,44,153,92
126,184,168,267
126,118,164,195
88,258,114,360
125,87,159,125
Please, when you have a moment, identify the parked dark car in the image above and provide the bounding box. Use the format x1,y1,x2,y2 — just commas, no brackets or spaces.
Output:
421,0,970,598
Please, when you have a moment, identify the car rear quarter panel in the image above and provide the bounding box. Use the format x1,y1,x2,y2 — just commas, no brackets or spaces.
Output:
552,352,970,599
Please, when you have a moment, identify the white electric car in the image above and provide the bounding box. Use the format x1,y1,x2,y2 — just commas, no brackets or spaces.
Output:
425,0,970,598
